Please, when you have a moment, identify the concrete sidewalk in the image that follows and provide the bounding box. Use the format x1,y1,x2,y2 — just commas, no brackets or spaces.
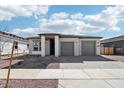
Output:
58,79,124,88
1,69,124,79
1,69,124,88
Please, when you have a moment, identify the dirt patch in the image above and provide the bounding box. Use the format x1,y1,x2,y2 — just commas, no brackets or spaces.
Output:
101,55,124,62
0,79,58,88
0,60,22,69
47,63,60,69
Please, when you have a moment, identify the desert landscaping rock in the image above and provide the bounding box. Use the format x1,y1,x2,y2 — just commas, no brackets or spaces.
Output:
0,79,58,88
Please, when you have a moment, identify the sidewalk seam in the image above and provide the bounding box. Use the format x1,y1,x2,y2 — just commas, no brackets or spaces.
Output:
104,80,115,88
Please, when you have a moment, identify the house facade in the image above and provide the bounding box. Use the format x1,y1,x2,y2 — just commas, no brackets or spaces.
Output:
28,33,102,57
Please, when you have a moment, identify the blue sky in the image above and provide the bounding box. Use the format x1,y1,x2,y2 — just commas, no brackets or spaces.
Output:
0,5,124,39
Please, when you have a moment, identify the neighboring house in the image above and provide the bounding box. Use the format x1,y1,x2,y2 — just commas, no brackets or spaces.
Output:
0,31,28,55
27,33,102,57
101,35,124,55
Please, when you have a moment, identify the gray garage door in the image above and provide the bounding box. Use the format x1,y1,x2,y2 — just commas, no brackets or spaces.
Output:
61,42,74,56
81,41,96,56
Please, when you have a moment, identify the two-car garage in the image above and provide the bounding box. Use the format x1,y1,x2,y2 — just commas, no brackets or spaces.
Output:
60,41,96,56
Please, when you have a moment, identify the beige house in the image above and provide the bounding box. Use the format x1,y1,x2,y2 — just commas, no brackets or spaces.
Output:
27,33,102,57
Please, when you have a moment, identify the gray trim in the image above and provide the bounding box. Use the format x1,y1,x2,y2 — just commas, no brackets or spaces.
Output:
60,34,102,39
27,37,40,39
0,31,25,40
39,33,60,36
31,33,102,39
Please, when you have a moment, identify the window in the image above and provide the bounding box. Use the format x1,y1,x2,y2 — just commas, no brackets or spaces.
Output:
33,40,41,51
15,42,18,49
34,47,38,51
34,42,39,46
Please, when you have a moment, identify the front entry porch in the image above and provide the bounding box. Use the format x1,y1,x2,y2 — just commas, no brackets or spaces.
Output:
45,38,55,56
41,35,59,57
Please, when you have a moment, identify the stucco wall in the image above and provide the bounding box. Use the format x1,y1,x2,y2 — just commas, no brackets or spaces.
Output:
1,40,28,55
29,37,101,56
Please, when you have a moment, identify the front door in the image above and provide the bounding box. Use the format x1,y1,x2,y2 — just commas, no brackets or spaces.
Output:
50,39,55,55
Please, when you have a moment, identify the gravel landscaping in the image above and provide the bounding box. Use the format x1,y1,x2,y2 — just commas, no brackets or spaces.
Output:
3,55,114,69
0,79,58,88
4,55,60,69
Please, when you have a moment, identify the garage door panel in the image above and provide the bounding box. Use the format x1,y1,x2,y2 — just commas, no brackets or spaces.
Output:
82,41,96,56
61,42,74,56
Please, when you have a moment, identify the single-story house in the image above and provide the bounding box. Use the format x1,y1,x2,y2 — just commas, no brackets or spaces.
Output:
0,31,28,55
101,35,124,55
27,33,102,57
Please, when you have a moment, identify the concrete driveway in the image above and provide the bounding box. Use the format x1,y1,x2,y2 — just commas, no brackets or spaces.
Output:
60,61,124,69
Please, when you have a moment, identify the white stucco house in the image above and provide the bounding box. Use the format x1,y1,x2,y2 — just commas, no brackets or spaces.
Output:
27,33,102,57
0,31,28,55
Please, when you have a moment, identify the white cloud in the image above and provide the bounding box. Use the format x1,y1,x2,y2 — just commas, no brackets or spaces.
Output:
38,11,106,35
39,18,104,35
11,28,40,37
0,5,49,21
50,12,69,20
11,6,124,36
12,18,104,36
70,13,84,20
38,6,124,35
83,6,124,32
109,26,120,31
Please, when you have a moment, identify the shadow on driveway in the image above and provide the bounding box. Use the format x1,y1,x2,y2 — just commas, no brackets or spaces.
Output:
4,55,115,69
